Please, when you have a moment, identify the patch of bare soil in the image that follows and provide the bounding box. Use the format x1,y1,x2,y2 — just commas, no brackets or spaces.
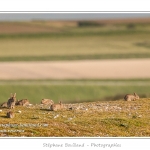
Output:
0,59,150,80
0,21,78,34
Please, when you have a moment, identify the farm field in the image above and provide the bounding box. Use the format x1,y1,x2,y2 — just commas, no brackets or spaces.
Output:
0,19,150,104
0,59,150,80
0,79,150,104
0,20,150,61
0,19,150,137
0,19,150,103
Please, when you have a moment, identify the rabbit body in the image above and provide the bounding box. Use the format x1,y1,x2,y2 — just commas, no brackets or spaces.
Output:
41,99,54,105
0,102,7,108
7,93,16,109
50,101,63,111
124,93,139,101
16,99,30,106
7,111,15,118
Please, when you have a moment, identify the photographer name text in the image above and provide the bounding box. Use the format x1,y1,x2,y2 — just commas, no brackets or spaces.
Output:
43,142,121,148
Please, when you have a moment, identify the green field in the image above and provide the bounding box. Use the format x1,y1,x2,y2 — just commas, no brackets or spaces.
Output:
0,21,150,61
0,20,150,137
0,79,150,104
0,21,150,103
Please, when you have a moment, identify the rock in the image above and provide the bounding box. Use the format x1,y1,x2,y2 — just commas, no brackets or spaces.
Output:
54,114,59,119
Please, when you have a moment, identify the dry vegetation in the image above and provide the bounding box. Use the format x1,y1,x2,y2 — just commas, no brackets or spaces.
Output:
0,98,150,137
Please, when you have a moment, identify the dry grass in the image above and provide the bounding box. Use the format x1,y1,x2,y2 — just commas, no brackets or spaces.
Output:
0,98,150,137
0,34,150,58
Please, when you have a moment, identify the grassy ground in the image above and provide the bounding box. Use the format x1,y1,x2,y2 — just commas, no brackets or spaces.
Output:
0,98,150,137
0,20,150,137
0,79,150,104
0,21,150,61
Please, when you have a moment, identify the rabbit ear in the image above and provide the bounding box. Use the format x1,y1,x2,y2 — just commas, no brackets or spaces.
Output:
13,93,16,97
10,93,13,97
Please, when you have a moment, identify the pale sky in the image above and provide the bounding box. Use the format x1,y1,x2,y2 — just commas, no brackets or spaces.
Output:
0,13,150,21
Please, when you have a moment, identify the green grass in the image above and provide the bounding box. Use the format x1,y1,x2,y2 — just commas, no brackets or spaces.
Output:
1,53,150,61
0,79,150,104
0,23,150,61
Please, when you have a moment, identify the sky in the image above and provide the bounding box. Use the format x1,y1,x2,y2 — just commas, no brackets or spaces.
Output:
0,13,150,21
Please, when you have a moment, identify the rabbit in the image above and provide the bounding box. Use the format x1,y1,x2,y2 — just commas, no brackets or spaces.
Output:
50,101,63,111
41,99,54,105
0,102,7,108
6,111,15,118
16,99,30,106
7,93,16,109
124,92,139,101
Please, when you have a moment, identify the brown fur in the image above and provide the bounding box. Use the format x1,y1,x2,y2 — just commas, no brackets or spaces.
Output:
7,93,16,109
7,111,15,118
41,99,54,105
124,93,139,101
50,101,63,111
0,102,7,108
16,99,30,106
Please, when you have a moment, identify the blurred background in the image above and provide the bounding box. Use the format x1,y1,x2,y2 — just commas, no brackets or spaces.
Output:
0,13,150,104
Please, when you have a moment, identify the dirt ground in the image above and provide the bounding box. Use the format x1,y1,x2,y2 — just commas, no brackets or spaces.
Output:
1,18,150,34
0,59,150,80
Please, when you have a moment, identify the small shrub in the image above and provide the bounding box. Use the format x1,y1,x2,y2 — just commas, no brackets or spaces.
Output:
127,23,136,29
78,21,104,27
